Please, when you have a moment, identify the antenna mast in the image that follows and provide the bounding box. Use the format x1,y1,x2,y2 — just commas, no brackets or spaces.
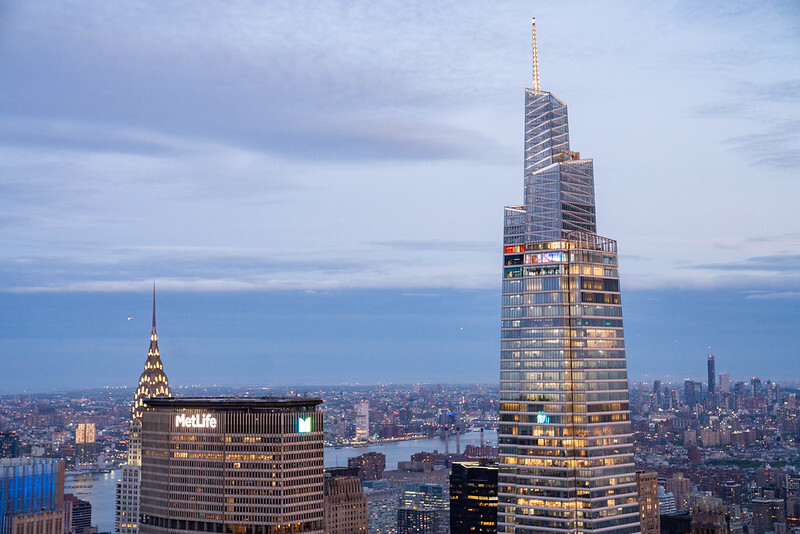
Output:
532,17,540,92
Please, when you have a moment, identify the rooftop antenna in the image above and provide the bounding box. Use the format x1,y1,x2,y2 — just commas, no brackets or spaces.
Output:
532,17,540,92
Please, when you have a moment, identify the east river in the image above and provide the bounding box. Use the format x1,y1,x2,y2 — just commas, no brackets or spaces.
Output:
66,429,497,533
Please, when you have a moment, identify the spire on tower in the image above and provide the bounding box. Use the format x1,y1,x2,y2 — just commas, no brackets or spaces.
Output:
132,283,171,429
532,17,540,92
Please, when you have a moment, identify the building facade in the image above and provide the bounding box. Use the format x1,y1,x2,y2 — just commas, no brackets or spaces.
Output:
348,453,385,482
139,397,324,534
450,461,498,534
364,486,400,534
115,288,172,534
395,509,438,534
324,474,367,534
498,19,640,534
750,498,785,534
0,458,65,534
64,494,92,534
635,471,660,534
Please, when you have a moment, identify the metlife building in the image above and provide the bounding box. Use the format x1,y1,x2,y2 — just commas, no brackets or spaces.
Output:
140,398,324,534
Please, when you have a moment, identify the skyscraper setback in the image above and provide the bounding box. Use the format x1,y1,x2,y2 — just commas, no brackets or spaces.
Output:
498,19,640,534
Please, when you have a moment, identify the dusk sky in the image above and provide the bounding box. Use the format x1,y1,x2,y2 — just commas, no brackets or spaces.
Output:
1,1,799,393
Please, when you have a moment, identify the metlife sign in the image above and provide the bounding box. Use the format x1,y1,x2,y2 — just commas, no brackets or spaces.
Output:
175,413,218,429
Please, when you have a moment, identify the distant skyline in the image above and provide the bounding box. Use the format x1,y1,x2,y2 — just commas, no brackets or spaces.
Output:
1,2,799,391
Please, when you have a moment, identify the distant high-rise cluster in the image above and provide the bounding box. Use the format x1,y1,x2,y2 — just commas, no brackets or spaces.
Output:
498,19,639,534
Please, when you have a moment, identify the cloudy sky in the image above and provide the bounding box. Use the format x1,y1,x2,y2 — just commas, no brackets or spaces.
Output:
1,1,798,392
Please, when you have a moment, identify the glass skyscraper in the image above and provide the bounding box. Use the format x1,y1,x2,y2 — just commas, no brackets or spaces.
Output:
498,20,640,534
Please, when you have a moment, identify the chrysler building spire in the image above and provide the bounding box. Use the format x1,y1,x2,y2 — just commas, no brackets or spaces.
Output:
132,284,171,427
117,285,170,534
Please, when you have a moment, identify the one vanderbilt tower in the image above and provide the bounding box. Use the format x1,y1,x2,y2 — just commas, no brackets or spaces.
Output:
498,20,640,534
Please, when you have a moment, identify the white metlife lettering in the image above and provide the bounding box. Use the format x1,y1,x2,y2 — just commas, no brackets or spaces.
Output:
175,413,218,429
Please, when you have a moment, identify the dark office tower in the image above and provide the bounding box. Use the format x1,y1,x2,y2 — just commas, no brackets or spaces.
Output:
450,461,498,534
139,397,324,534
324,473,367,534
0,432,18,458
498,19,640,534
653,380,662,409
684,379,697,408
707,355,716,401
116,287,172,534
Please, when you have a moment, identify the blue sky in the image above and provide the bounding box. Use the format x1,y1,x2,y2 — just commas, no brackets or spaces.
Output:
1,1,799,392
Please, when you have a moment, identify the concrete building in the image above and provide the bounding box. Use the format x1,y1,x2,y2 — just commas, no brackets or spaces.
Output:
324,473,367,534
667,473,692,512
751,498,786,534
348,453,385,482
139,397,324,534
690,496,726,534
636,471,660,534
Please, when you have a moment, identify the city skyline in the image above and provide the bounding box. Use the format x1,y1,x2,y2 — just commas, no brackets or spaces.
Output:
1,2,799,390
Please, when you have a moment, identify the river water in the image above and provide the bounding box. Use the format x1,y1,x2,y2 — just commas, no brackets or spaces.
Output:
68,429,497,533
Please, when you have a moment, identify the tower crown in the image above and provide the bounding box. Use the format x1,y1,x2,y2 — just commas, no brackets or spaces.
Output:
132,284,171,426
522,20,597,242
